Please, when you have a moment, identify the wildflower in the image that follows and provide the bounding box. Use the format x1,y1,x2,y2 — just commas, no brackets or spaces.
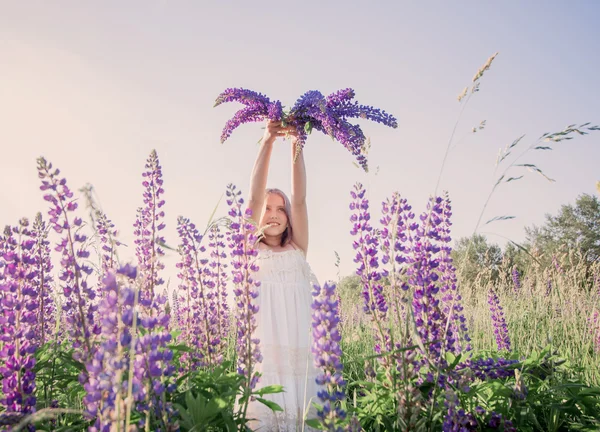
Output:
37,157,97,359
31,212,55,346
311,281,347,429
487,288,511,352
511,266,521,292
215,88,397,171
133,150,166,304
227,184,262,392
0,219,38,422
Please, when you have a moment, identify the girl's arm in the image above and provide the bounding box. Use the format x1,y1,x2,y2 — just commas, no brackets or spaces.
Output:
290,139,309,255
248,120,285,224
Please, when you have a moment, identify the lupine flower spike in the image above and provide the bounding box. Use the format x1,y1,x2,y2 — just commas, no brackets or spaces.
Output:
216,87,397,171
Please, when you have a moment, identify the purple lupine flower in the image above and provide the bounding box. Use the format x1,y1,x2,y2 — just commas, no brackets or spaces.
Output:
207,224,229,364
456,357,517,381
349,183,391,360
176,216,222,369
487,412,516,431
511,266,521,292
214,88,278,143
407,197,451,363
37,157,97,359
435,194,470,353
0,219,38,422
216,87,397,172
487,288,511,352
311,281,347,429
84,268,139,428
84,266,176,431
96,210,122,278
31,212,55,346
175,216,204,370
133,150,166,304
226,184,262,398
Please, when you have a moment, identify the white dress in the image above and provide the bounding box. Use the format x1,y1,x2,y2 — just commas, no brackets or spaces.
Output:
246,248,320,431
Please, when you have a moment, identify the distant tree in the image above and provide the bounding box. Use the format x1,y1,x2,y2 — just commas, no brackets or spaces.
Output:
336,274,362,308
525,193,600,263
451,233,503,284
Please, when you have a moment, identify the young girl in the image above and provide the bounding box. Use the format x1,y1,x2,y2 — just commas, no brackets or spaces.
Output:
245,119,320,431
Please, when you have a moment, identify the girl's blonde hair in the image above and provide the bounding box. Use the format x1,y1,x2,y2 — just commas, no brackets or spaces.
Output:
261,188,293,247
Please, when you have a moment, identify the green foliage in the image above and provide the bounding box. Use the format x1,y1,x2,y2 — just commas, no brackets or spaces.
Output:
173,360,284,431
525,193,600,263
452,234,503,284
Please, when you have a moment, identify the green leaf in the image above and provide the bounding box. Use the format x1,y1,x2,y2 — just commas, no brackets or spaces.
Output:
255,397,283,412
304,121,313,134
254,384,285,396
505,175,524,182
305,419,322,428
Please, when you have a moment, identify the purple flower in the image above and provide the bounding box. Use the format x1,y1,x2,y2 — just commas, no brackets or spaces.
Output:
226,184,262,399
175,216,224,369
96,210,122,278
349,183,392,362
0,220,38,419
37,157,97,358
442,390,478,432
133,150,166,305
311,281,347,428
511,266,521,292
456,357,517,381
84,267,175,429
488,288,511,352
216,87,397,172
31,212,55,346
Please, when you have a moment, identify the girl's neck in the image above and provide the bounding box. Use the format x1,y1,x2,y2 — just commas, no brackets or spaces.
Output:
261,235,282,248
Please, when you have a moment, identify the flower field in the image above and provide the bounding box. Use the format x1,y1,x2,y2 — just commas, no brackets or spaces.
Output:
1,142,600,432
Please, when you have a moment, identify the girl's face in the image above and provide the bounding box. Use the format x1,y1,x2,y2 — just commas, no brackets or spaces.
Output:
260,193,288,237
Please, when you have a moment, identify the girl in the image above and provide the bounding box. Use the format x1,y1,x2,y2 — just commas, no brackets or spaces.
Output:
245,119,320,431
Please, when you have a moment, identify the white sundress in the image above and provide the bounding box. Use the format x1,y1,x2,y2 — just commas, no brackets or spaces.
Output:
245,247,321,431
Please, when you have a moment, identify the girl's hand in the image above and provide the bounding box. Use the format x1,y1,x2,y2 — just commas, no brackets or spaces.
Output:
262,120,297,145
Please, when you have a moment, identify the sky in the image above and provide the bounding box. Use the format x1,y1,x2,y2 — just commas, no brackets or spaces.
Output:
1,1,599,287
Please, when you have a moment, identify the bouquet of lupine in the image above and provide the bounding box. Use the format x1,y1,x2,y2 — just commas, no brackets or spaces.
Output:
214,88,398,171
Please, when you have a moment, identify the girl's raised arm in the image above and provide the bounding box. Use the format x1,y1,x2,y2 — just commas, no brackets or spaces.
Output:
290,139,308,255
248,120,283,224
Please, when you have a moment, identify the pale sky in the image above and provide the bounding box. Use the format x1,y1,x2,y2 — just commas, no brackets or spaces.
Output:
1,1,599,287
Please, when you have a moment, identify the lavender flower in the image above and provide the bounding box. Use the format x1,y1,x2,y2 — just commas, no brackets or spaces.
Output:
0,219,38,422
487,288,511,352
37,157,97,358
226,184,262,403
311,281,347,429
